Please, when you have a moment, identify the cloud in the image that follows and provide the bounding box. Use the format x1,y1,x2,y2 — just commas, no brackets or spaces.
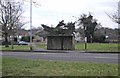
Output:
22,0,119,29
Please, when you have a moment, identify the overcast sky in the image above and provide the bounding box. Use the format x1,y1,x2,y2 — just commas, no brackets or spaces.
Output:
22,0,119,29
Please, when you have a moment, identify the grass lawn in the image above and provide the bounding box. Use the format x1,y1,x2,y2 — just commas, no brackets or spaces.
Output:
38,43,47,49
75,43,119,52
0,57,2,76
38,43,119,52
2,57,118,76
1,43,119,52
1,45,30,51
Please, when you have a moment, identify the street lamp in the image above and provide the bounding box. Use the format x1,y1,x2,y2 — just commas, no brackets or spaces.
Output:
22,0,41,51
30,0,33,51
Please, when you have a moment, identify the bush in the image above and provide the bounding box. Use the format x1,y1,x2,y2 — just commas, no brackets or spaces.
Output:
93,35,106,43
2,41,18,45
21,36,34,42
2,41,11,45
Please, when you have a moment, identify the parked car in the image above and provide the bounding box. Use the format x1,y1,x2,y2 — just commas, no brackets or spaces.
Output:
18,41,29,45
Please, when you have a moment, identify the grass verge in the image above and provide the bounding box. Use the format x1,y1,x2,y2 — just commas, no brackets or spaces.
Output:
1,45,30,51
75,43,118,52
0,57,2,76
1,43,119,52
38,43,119,52
2,57,118,76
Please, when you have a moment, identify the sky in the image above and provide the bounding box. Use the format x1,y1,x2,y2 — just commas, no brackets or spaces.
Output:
21,0,119,29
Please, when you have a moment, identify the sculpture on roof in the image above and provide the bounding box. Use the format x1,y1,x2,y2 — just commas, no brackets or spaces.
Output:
41,20,75,36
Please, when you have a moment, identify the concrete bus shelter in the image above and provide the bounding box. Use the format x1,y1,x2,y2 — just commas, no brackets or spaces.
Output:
47,35,75,50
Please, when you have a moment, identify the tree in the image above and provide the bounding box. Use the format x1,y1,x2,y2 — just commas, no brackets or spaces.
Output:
77,13,101,43
106,12,120,24
0,0,24,47
105,2,120,24
105,2,119,43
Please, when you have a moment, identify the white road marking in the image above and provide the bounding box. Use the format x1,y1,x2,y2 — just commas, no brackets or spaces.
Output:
94,57,118,59
4,52,57,55
32,53,57,55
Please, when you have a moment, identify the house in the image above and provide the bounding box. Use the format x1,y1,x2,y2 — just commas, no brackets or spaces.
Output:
74,32,84,43
16,29,29,42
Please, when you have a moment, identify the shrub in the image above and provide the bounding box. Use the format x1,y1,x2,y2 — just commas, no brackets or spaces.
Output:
93,35,106,43
21,36,34,42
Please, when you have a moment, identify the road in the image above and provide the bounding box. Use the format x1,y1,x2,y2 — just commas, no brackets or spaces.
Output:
2,51,119,64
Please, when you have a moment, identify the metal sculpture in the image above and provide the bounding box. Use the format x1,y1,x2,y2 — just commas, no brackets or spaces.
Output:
41,20,75,36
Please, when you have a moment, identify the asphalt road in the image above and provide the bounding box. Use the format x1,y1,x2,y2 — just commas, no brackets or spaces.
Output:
2,51,119,64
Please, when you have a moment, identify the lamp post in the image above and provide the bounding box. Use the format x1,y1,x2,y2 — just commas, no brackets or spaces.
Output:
23,0,40,51
30,0,33,51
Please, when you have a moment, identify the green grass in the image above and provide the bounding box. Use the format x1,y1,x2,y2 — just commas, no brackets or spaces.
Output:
0,57,2,76
75,43,119,52
2,57,118,76
1,45,30,51
1,43,119,52
39,43,119,52
38,43,47,49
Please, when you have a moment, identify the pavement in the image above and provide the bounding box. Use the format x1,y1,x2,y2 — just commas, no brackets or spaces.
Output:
31,43,120,53
1,43,119,64
2,49,120,54
33,50,120,53
2,51,119,64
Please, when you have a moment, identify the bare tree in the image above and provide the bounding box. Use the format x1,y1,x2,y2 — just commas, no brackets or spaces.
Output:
105,12,120,24
105,2,120,43
0,0,24,47
105,2,120,24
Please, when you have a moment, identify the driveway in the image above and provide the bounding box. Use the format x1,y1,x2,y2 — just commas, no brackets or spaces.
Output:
2,51,119,64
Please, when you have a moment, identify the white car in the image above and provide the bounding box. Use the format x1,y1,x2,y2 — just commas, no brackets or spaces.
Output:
18,41,29,45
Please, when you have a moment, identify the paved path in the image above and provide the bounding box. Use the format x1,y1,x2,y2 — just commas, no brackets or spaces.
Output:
2,51,119,64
